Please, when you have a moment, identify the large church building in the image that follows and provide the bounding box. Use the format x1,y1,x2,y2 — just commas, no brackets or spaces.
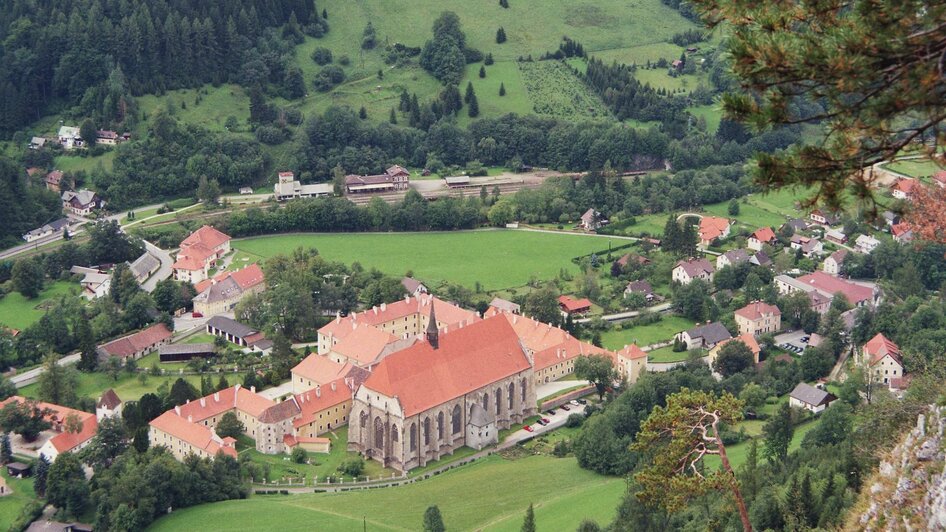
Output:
348,311,537,472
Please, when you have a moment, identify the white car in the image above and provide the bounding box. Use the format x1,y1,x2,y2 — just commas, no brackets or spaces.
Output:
569,400,580,406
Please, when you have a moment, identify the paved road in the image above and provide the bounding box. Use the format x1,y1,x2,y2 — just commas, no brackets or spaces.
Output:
10,353,81,388
574,302,673,324
141,240,174,292
536,379,590,400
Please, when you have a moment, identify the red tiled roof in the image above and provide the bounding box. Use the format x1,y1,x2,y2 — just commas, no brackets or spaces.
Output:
796,271,874,306
500,313,608,371
45,170,63,185
0,397,97,454
149,410,237,458
318,295,478,339
557,295,592,312
331,325,405,366
291,355,353,384
716,334,761,358
751,227,776,243
699,216,730,241
891,178,917,195
292,379,354,429
97,389,121,409
194,264,265,294
933,171,946,185
176,385,274,423
616,253,651,267
616,344,648,360
362,315,532,417
181,225,230,251
891,222,912,237
98,323,172,358
734,301,781,321
863,333,902,366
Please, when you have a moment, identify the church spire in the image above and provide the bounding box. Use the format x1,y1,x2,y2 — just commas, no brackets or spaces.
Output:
426,300,439,349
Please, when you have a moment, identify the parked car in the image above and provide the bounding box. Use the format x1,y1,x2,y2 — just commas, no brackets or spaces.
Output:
536,419,548,426
523,425,533,432
560,405,571,411
192,312,203,318
546,409,556,415
541,417,550,424
577,398,587,405
569,400,580,406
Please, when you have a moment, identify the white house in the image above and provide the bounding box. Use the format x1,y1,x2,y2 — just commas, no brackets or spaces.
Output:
823,249,848,275
861,333,904,388
22,218,72,242
57,125,83,150
62,189,104,216
748,227,776,251
854,234,881,254
672,258,715,285
70,266,111,299
788,382,837,413
274,171,333,201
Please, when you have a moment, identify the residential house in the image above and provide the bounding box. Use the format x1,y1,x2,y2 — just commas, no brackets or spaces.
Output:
488,297,520,315
708,334,761,366
672,258,715,285
192,264,266,316
698,216,731,248
129,252,161,283
95,130,126,145
172,225,231,284
823,249,848,275
881,211,901,227
890,178,917,200
205,316,270,351
809,209,839,226
345,165,410,194
291,354,369,395
96,389,123,420
29,137,46,150
750,251,772,268
23,218,71,242
62,189,103,216
615,253,651,269
782,218,810,234
69,266,111,299
401,277,428,296
558,295,592,315
775,271,879,310
44,170,64,192
891,223,914,243
614,344,648,385
716,249,749,269
789,382,837,413
789,234,823,257
824,229,847,245
854,234,881,254
580,208,603,230
158,343,216,363
748,227,776,251
734,301,781,336
624,280,656,302
861,333,904,387
273,171,333,201
0,397,97,461
96,323,173,362
57,126,83,150
676,322,732,350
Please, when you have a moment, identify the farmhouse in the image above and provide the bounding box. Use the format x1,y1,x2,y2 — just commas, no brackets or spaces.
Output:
96,323,173,362
95,130,128,145
129,252,161,283
345,165,410,194
614,344,648,384
698,216,731,247
809,209,839,226
172,225,231,284
44,170,64,192
708,334,761,366
0,397,98,461
558,295,592,315
192,264,266,317
823,249,848,275
615,253,651,269
29,136,46,150
157,343,216,363
69,266,111,299
789,234,823,257
624,280,656,302
676,322,732,350
400,277,428,296
860,333,903,387
316,295,478,359
782,218,810,233
734,301,781,336
23,218,71,243
854,234,881,254
789,383,837,413
61,189,103,216
748,227,776,251
890,178,917,200
273,171,333,201
824,229,847,245
205,316,270,351
716,249,749,269
672,258,714,285
57,125,83,149
348,315,537,472
580,208,604,230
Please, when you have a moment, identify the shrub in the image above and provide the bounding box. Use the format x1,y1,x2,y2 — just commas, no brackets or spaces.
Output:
255,126,287,145
565,413,585,428
338,55,351,66
552,440,569,457
291,446,307,464
311,47,333,65
314,65,346,92
337,456,365,477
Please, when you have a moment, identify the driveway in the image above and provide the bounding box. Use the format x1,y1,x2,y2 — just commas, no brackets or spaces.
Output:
141,240,174,292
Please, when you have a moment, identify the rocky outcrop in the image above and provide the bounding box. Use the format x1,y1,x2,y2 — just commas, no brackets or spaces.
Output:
850,405,946,531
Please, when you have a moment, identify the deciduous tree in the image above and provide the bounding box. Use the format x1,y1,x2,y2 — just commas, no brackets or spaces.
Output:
575,354,617,400
423,505,445,532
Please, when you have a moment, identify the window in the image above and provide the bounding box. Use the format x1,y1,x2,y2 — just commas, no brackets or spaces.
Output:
391,425,399,443
508,383,514,409
437,412,444,440
360,411,368,428
482,393,488,411
452,405,461,434
410,423,417,451
495,389,501,415
521,378,527,402
424,417,430,445
374,417,384,450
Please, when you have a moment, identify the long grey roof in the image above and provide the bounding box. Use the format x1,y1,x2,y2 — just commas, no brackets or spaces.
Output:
790,382,836,407
206,315,257,339
158,343,215,355
684,322,732,346
129,252,160,280
193,276,242,304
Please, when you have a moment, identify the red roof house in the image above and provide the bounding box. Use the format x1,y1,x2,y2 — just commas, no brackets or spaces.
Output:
96,323,173,361
557,295,593,315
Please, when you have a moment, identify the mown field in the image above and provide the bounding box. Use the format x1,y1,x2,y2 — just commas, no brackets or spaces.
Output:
883,158,942,179
233,230,620,291
0,280,80,330
600,315,697,350
19,370,204,403
0,469,36,530
148,454,625,531
517,61,610,120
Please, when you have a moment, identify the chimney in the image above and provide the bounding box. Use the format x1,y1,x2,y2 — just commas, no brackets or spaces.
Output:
200,398,206,407
187,415,193,423
380,303,386,311
175,406,181,415
373,306,378,315
331,381,337,391
250,386,256,393
213,392,220,402
316,386,321,398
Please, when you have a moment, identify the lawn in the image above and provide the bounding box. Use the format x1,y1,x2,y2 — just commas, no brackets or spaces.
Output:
600,315,697,350
137,85,251,135
0,280,81,330
19,370,204,403
704,200,787,230
645,345,693,363
883,158,942,179
53,150,116,173
634,68,707,93
148,454,625,532
704,417,819,471
233,230,617,291
0,469,36,531
688,103,723,135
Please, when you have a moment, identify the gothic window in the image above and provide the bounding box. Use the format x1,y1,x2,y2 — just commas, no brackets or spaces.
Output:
360,411,368,428
410,423,417,451
374,417,384,450
495,388,501,415
508,383,514,409
482,393,488,411
437,412,445,440
521,378,527,402
452,404,461,434
391,425,399,443
424,417,430,445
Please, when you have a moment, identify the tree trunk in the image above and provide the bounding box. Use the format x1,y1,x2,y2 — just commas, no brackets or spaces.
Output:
715,430,753,532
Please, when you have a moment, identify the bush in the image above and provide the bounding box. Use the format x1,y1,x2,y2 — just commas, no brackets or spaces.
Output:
10,500,44,532
552,440,569,457
337,456,365,477
282,108,303,125
311,47,333,65
255,126,288,145
565,413,585,428
313,65,346,92
291,446,307,464
338,55,351,66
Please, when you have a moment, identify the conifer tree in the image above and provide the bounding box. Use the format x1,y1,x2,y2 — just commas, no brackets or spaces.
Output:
496,27,507,43
464,82,474,104
423,506,445,532
359,106,367,119
34,455,49,496
467,90,479,118
522,503,536,532
389,108,397,124
479,65,486,78
484,53,494,65
499,82,506,96
0,433,10,464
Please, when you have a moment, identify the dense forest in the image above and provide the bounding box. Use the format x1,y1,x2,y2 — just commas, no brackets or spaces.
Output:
0,157,66,247
0,0,322,136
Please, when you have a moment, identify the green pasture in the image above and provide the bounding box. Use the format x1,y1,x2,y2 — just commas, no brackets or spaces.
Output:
148,454,625,531
600,315,697,350
0,281,80,330
233,230,619,291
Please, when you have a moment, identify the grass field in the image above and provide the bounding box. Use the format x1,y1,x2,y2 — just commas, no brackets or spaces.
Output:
600,315,696,350
19,369,204,403
517,61,610,120
0,469,36,530
634,68,707,93
456,61,531,125
704,200,787,230
646,345,693,363
137,85,252,136
0,281,80,330
54,150,116,174
883,159,942,179
233,230,617,291
591,42,686,66
148,454,625,531
688,103,723,134
704,417,819,471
